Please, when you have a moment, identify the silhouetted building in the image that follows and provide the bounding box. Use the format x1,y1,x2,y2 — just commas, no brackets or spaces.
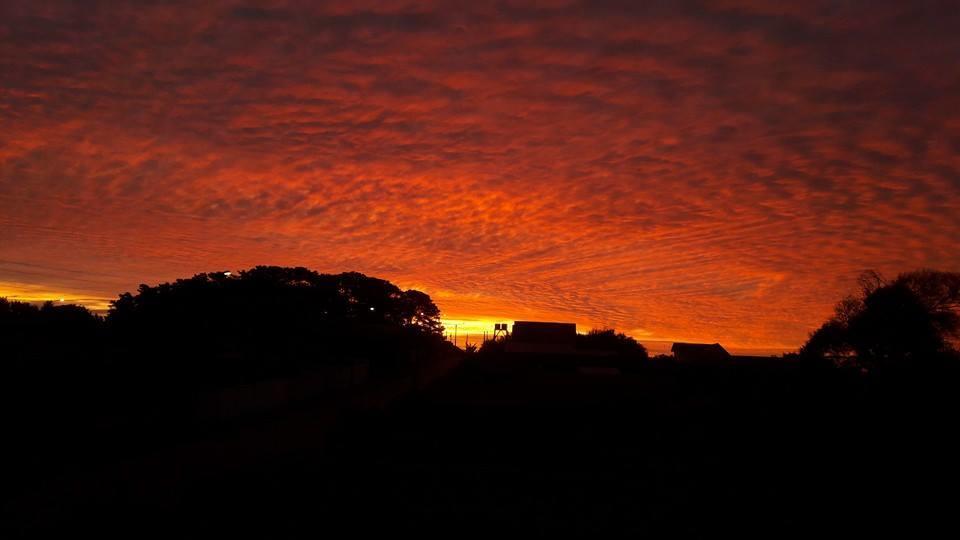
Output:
506,321,577,354
671,342,731,364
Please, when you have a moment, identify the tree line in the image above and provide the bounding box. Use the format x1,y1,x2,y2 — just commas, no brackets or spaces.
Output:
4,266,959,384
2,266,448,389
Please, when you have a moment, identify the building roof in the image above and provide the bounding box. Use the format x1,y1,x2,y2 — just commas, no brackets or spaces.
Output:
671,342,731,363
506,321,577,354
511,321,577,344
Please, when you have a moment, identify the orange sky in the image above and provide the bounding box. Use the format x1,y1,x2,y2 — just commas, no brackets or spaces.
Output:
2,1,960,353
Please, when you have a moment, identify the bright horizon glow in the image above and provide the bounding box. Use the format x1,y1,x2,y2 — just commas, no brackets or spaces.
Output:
0,288,795,354
0,282,114,312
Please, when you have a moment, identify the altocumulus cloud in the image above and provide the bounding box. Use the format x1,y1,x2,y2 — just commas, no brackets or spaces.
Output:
1,0,959,350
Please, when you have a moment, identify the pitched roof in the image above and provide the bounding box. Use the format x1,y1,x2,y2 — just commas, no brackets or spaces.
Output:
671,342,731,363
511,321,577,345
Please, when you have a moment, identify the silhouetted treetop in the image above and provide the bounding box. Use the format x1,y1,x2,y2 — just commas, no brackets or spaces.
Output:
109,266,440,329
576,328,649,360
107,266,443,372
1,298,102,368
479,326,649,361
801,269,960,370
1,297,101,331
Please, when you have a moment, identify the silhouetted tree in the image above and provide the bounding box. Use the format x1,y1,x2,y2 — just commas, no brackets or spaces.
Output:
396,289,443,335
1,298,102,369
576,328,649,360
801,270,960,370
106,266,446,384
478,335,507,356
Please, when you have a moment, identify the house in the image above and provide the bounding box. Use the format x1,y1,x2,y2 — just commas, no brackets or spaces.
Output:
505,321,577,354
671,342,731,364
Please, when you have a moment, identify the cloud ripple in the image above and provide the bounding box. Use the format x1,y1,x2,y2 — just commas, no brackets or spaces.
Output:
2,0,959,350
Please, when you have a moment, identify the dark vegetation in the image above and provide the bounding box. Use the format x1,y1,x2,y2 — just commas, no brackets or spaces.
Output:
108,266,445,385
575,328,650,360
800,269,960,370
3,267,959,536
4,266,448,384
2,298,104,377
478,327,648,359
2,267,456,522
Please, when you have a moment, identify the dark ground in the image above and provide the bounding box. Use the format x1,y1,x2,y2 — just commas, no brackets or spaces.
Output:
5,358,958,537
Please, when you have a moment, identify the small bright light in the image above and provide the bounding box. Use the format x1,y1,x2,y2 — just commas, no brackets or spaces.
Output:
58,298,65,302
369,307,375,311
224,271,232,277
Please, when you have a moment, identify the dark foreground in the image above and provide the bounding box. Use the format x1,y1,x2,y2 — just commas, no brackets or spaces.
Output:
5,359,959,537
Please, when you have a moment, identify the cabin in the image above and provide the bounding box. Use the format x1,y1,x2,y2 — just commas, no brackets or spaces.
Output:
505,321,577,354
671,342,731,364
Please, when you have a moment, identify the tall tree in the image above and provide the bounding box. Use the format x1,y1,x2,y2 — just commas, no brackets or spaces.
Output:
106,267,446,379
801,270,960,369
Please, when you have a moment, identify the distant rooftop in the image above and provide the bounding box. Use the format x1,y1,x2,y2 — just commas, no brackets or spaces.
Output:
512,321,576,343
671,342,731,363
507,321,577,354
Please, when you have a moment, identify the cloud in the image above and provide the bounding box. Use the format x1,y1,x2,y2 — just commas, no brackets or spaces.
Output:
2,0,959,349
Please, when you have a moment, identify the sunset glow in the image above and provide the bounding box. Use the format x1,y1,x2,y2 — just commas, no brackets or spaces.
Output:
3,1,959,352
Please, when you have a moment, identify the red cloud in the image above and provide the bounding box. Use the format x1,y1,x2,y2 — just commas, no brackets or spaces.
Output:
2,0,959,350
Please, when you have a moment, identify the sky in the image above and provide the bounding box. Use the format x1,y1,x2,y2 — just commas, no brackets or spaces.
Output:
2,0,960,352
